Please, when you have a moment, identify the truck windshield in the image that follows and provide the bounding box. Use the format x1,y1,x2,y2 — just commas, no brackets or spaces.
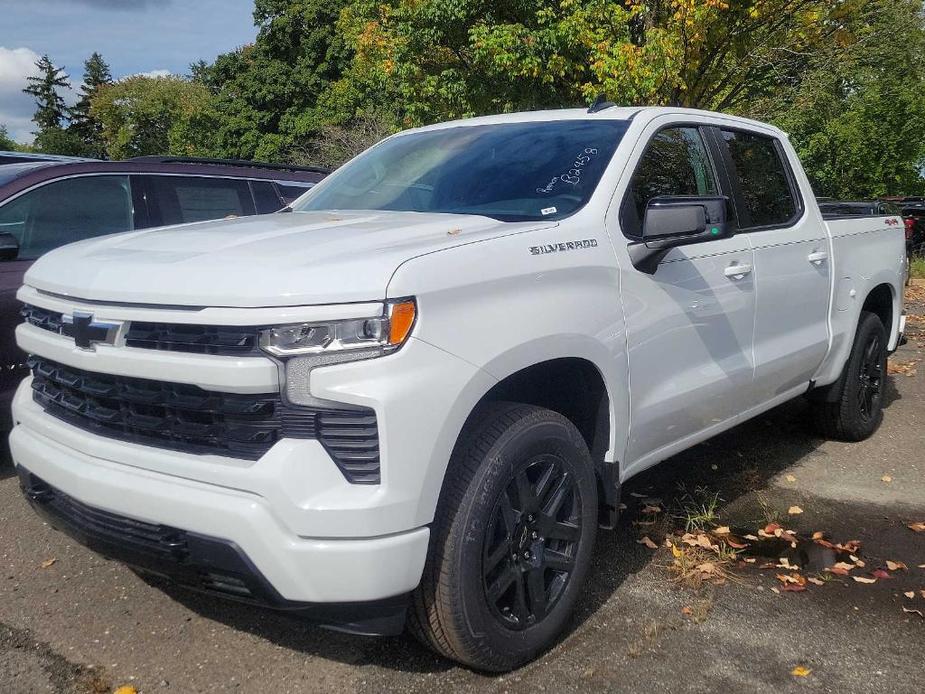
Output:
294,119,630,222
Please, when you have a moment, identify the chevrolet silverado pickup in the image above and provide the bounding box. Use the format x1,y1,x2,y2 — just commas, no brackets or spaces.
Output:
9,107,906,671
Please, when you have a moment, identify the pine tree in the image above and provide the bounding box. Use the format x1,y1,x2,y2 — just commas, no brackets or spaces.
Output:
23,55,70,133
69,52,112,157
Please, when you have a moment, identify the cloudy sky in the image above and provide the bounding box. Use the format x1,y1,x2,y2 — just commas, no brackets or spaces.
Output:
0,0,256,142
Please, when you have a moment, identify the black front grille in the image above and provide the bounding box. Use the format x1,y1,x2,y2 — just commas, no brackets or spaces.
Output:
125,322,262,356
21,304,65,334
28,356,381,482
22,304,263,357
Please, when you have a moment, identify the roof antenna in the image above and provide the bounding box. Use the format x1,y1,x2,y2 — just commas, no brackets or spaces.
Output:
588,94,616,113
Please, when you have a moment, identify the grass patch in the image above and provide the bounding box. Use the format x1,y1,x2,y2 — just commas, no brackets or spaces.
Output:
911,256,925,280
674,484,723,532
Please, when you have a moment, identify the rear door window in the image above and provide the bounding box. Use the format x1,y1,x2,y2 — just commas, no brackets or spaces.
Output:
250,180,284,213
146,175,255,226
276,181,315,205
0,175,133,260
621,127,718,237
719,130,798,228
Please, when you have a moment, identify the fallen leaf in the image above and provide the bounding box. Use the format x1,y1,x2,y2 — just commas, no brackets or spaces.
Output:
713,526,730,535
791,665,812,677
771,586,781,594
871,569,892,580
744,557,757,563
853,576,877,584
905,591,916,599
833,562,855,573
882,475,893,483
785,474,797,483
908,522,925,532
40,559,56,569
681,606,693,616
637,536,658,550
781,583,807,592
726,538,748,549
113,687,138,694
902,607,924,618
808,577,825,586
777,573,807,586
888,360,918,377
788,506,803,515
812,531,825,540
744,534,760,541
641,504,662,515
886,561,907,571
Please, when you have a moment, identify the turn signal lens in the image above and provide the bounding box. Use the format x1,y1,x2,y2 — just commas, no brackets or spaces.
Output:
388,300,416,346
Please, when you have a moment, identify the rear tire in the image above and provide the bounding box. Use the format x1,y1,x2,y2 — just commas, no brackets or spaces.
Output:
811,311,887,441
409,402,598,671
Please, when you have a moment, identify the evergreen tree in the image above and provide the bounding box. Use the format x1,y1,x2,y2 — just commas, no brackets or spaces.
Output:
69,52,113,157
23,55,70,133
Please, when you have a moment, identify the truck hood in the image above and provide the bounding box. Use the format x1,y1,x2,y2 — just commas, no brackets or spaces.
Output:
25,210,552,307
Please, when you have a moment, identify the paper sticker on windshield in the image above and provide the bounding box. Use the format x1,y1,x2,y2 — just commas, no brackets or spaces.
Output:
541,206,558,216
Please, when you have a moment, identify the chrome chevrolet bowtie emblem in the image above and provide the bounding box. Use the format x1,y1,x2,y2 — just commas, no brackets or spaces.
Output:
61,312,120,350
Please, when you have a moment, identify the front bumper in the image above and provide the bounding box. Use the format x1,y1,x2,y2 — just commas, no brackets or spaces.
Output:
9,414,429,606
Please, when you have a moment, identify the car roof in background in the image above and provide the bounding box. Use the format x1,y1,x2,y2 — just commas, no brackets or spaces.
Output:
0,151,97,163
0,161,63,186
0,157,329,200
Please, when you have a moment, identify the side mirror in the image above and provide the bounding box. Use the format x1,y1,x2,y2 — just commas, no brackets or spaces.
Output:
628,196,731,274
0,232,19,261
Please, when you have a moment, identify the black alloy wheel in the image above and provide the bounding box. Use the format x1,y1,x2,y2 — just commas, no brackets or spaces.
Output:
856,331,884,422
482,454,582,630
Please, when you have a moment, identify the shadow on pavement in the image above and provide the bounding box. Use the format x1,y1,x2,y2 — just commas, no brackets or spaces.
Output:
137,384,884,673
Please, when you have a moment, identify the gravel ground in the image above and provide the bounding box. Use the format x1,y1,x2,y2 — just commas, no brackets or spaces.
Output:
1,287,923,693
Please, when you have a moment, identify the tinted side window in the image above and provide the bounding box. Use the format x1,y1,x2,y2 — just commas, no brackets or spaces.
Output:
622,127,717,237
250,180,284,213
276,182,315,205
148,176,255,226
720,130,797,227
0,175,133,260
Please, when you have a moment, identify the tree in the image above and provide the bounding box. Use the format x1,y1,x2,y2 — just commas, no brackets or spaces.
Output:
193,0,354,161
89,76,214,159
69,52,113,158
23,54,70,132
759,0,925,197
0,125,18,151
322,0,870,129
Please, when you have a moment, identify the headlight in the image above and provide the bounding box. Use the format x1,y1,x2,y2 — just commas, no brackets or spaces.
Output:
258,298,416,359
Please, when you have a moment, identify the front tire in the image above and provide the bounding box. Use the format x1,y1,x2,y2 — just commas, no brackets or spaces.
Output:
410,402,598,671
811,311,888,441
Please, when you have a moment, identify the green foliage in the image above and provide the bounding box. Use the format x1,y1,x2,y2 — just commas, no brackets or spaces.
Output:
89,76,214,159
0,125,19,151
23,54,71,134
763,0,925,198
68,52,113,158
190,0,354,161
130,0,925,196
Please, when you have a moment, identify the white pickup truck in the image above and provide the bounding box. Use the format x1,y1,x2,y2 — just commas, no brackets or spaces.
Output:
10,106,906,671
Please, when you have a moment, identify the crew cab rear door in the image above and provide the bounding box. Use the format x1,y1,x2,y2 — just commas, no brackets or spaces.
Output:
613,120,757,469
714,128,830,402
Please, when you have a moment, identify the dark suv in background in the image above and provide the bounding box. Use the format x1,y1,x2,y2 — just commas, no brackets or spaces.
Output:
0,156,327,427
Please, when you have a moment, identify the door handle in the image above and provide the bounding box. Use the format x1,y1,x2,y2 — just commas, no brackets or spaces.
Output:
724,263,753,279
807,250,828,265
